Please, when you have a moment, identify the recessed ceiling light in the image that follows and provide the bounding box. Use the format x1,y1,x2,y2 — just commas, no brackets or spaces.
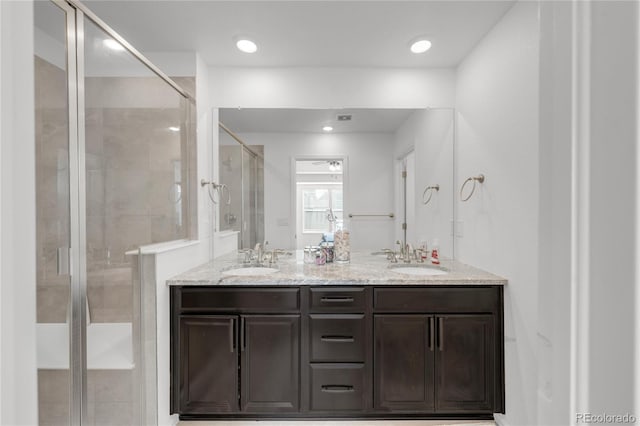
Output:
236,39,258,54
169,126,180,132
410,39,432,54
322,126,333,132
103,39,125,52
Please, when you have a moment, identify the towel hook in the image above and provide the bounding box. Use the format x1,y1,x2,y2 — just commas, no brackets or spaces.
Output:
460,174,485,202
422,184,440,205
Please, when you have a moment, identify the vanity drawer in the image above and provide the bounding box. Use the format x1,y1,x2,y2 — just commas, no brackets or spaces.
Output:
178,287,300,312
310,314,365,362
373,287,499,313
309,363,367,412
309,287,366,312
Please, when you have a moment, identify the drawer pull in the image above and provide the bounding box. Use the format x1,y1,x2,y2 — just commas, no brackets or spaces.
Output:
321,385,355,393
320,296,354,303
320,335,355,343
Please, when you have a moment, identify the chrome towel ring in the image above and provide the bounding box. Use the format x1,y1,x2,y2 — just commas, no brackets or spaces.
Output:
201,179,231,205
460,174,485,202
422,184,440,205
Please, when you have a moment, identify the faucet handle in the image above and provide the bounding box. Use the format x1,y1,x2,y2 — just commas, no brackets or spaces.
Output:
238,248,253,263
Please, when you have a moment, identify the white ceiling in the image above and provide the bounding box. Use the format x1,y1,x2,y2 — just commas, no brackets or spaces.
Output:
82,1,515,68
219,108,420,133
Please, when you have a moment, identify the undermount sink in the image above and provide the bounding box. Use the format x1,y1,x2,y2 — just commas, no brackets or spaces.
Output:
389,265,448,276
222,266,279,276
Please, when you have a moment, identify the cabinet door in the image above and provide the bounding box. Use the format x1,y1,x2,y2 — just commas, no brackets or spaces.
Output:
435,315,495,412
374,315,435,412
241,315,300,412
179,316,238,413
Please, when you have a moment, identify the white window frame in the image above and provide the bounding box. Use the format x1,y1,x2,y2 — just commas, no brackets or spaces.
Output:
300,183,343,234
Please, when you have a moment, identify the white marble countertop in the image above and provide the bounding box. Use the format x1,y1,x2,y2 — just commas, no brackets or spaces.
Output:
167,250,507,286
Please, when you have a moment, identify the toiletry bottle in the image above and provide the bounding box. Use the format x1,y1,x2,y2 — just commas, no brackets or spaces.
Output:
419,239,428,261
431,238,440,265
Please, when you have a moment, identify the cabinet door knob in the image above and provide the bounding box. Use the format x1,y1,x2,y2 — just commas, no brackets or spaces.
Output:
438,317,445,351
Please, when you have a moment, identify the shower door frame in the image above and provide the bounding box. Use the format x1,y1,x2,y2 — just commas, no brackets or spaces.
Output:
45,1,196,424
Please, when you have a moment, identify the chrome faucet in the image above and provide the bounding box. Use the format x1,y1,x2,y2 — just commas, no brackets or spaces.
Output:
404,243,413,263
395,240,405,261
382,248,398,263
270,249,290,265
238,248,253,263
387,242,424,264
254,240,269,264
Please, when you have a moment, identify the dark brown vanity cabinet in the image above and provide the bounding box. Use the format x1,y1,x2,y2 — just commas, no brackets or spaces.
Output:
171,287,301,416
241,315,300,412
373,287,503,415
171,285,504,420
308,287,370,413
178,316,239,413
374,314,495,413
435,314,495,412
374,315,435,412
177,314,300,414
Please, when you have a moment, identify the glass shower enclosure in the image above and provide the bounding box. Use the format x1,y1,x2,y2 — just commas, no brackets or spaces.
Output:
34,1,194,424
218,128,264,249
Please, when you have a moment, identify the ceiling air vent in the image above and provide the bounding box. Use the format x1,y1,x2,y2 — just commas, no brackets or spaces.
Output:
336,114,352,122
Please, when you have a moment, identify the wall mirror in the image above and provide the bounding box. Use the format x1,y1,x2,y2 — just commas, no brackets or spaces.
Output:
218,107,455,259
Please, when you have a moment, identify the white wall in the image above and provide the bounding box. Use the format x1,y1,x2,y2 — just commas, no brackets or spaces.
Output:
583,0,638,417
455,2,539,425
209,67,455,109
537,1,573,423
221,131,396,251
538,2,640,423
195,53,214,255
394,109,455,258
0,0,38,424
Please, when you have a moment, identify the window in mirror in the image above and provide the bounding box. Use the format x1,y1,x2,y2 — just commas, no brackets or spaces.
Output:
295,159,344,248
301,186,343,233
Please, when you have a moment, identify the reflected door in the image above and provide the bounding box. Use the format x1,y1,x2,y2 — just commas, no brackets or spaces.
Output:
396,151,416,245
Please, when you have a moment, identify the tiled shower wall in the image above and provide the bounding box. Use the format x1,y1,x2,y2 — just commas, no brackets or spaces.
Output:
36,55,193,323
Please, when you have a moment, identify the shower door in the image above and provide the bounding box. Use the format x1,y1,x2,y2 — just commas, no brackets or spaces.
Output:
35,1,194,425
35,1,74,424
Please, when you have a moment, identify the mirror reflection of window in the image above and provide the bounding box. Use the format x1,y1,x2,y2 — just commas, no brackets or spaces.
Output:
295,159,343,249
301,187,343,232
